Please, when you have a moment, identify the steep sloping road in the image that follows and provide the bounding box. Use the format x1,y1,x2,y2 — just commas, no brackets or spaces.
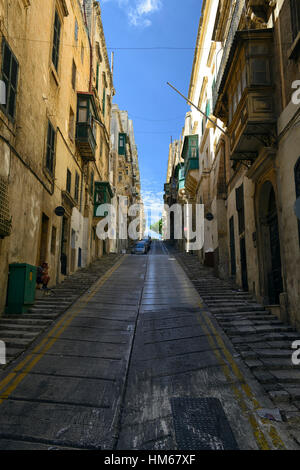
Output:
0,242,297,450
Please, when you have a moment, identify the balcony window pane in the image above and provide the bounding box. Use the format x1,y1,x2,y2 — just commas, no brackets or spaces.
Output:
78,108,88,122
251,58,269,84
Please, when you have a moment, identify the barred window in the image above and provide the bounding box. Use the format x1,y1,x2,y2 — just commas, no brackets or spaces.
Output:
66,169,71,194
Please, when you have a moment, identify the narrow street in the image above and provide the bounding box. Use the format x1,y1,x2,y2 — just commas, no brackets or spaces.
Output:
0,241,297,450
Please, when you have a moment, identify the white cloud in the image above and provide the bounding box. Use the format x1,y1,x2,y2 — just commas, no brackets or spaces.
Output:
103,0,162,28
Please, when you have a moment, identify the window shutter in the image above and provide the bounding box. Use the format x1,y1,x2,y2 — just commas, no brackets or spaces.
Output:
1,40,19,119
52,11,61,70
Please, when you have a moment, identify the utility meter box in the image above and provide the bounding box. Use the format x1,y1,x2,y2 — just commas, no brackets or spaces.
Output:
6,263,37,314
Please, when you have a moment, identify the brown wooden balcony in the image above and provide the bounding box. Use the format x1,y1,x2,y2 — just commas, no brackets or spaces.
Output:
213,29,276,162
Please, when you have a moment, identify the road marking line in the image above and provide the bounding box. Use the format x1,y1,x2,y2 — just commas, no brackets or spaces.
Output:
0,256,127,400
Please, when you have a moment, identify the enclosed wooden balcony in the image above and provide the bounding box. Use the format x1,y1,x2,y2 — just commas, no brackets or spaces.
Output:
182,135,199,196
213,29,276,162
76,93,98,161
94,182,114,218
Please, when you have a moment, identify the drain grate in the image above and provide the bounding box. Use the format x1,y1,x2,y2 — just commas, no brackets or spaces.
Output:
170,397,239,450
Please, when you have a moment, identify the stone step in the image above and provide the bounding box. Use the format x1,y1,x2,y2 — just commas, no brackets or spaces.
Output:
223,325,294,337
210,305,265,313
9,313,59,320
232,332,300,345
0,317,52,326
0,330,38,340
0,337,35,349
0,323,47,332
215,312,271,320
245,358,295,370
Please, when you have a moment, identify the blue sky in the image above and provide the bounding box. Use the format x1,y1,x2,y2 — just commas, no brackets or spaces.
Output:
101,0,202,230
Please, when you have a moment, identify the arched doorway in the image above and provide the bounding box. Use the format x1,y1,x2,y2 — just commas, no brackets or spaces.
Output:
258,181,283,304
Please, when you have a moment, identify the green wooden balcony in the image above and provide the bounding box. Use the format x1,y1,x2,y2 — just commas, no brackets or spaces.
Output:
94,182,114,218
76,122,96,161
76,93,98,161
182,135,199,177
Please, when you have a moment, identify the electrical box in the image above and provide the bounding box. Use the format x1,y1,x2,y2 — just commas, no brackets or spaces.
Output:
6,263,37,314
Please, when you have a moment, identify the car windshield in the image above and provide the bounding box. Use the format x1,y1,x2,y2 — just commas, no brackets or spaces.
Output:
136,244,144,248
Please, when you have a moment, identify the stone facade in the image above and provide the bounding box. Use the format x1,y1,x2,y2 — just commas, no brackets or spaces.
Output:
164,0,300,329
0,0,142,315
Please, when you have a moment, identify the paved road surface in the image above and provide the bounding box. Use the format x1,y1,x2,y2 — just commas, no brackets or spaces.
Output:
0,241,296,449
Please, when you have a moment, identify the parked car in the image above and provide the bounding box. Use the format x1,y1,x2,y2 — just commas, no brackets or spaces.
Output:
131,242,147,255
141,238,151,252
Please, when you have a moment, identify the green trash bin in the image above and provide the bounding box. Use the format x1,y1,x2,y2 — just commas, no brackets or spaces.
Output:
6,263,37,314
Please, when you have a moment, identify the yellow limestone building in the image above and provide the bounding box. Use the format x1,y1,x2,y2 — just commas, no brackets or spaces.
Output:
0,0,115,314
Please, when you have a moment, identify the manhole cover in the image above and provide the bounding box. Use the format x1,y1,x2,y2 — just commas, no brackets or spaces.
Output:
170,397,239,450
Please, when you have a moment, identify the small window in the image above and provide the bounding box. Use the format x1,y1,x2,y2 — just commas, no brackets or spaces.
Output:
75,171,80,202
90,170,94,196
66,169,71,194
46,120,56,175
102,88,106,116
51,226,57,255
75,19,78,43
69,107,75,141
52,11,61,71
1,38,19,120
72,60,76,90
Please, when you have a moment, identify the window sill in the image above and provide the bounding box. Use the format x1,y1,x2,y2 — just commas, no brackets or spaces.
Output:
288,32,300,61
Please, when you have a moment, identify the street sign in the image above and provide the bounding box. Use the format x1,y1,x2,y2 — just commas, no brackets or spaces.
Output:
54,206,65,217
